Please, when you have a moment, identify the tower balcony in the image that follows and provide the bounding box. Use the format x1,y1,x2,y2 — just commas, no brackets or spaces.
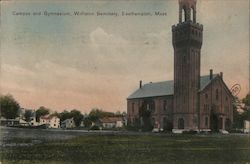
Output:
172,21,203,49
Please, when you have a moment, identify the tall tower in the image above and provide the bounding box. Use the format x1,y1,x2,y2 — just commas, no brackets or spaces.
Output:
172,0,203,130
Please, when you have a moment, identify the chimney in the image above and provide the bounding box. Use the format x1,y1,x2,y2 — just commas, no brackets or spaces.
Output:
139,80,142,89
220,72,223,79
210,69,213,80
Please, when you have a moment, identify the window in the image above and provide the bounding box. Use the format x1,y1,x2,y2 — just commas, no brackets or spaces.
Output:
216,89,219,100
183,55,186,64
219,117,223,129
205,117,208,127
204,104,210,113
163,100,167,111
132,103,135,114
182,8,185,22
224,106,229,113
163,117,167,125
178,118,184,129
190,7,194,22
225,96,228,101
205,94,208,99
152,117,155,126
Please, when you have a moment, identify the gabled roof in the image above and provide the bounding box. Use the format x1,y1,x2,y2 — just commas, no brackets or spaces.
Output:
127,74,219,99
62,117,74,123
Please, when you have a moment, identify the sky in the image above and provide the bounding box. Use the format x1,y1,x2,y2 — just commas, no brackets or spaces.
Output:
0,0,249,113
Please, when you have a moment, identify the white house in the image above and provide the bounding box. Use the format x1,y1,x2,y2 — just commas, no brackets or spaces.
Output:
40,115,60,128
99,117,123,129
244,120,250,133
29,112,39,126
19,118,29,126
61,118,76,129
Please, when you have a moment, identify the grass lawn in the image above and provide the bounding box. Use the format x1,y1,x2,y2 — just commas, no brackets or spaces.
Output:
1,134,250,164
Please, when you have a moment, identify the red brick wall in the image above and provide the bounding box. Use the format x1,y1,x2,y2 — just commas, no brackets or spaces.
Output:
199,76,233,130
127,96,173,128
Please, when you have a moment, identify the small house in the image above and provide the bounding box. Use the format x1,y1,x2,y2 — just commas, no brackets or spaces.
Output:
40,115,60,128
244,120,250,133
99,117,123,129
61,118,76,129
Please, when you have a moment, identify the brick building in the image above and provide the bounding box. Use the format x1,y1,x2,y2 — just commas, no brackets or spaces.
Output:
127,0,233,132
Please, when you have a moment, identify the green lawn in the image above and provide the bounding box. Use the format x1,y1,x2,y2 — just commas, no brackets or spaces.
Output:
1,134,250,164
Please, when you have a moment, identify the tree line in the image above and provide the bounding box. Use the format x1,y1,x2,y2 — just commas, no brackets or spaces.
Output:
0,94,125,128
1,93,250,130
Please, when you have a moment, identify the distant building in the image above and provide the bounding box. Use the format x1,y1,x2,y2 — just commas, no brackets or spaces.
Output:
19,119,29,126
29,111,39,126
40,115,60,128
99,117,123,129
0,117,19,126
244,120,250,133
127,0,233,133
61,118,76,129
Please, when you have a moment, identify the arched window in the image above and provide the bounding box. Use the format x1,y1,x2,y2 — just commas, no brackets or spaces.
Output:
183,55,187,64
163,117,167,125
205,93,208,99
219,117,223,129
178,118,184,129
216,89,219,100
192,6,196,23
132,103,135,114
190,8,193,22
205,117,209,127
152,117,155,126
163,100,167,111
182,8,185,22
225,118,231,131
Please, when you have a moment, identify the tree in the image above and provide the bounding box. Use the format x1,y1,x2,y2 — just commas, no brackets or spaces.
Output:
139,102,153,131
36,106,50,122
232,94,250,129
24,110,33,122
70,109,84,127
0,94,20,119
58,109,84,127
58,110,71,122
51,111,60,117
83,117,92,128
88,108,114,122
242,94,250,107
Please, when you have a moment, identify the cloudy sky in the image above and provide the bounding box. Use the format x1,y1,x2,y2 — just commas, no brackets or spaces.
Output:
0,0,249,113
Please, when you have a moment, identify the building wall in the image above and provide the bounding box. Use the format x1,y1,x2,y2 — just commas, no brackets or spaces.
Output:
49,117,60,128
199,76,233,130
127,95,173,129
127,77,233,131
61,118,76,129
40,116,60,128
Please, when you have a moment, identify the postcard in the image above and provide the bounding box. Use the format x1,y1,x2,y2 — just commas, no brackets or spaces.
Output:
0,0,249,163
